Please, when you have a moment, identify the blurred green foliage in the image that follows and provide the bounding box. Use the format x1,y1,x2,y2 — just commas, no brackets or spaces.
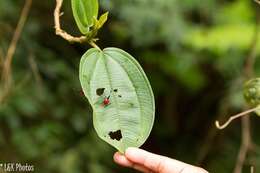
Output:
0,0,260,173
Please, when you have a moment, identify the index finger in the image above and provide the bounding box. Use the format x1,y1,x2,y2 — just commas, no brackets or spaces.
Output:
124,147,208,173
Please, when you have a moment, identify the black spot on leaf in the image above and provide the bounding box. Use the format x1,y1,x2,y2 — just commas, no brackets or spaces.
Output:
96,88,105,96
109,130,122,141
113,89,118,92
118,95,122,98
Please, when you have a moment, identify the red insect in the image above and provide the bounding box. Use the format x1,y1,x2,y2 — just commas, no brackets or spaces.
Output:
103,95,110,106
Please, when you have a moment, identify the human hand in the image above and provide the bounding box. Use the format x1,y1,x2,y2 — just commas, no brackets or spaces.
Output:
114,147,208,173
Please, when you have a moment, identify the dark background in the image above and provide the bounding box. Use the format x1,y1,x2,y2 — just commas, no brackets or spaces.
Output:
0,0,260,172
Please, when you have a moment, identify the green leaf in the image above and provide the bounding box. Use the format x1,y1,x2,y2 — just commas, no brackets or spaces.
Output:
71,0,99,34
79,48,155,153
95,12,109,29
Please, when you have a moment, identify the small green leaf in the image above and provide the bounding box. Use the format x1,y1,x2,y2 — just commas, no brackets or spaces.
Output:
71,0,99,34
96,12,109,29
79,48,155,153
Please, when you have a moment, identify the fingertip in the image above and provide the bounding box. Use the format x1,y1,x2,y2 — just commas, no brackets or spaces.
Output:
113,152,125,163
113,152,133,167
113,152,121,162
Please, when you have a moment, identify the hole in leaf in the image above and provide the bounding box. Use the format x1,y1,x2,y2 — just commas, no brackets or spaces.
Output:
113,89,118,92
96,88,105,96
108,130,122,141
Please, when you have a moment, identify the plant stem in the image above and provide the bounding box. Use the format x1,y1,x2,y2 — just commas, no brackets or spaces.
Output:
89,41,101,50
0,0,32,104
215,106,260,130
54,0,101,50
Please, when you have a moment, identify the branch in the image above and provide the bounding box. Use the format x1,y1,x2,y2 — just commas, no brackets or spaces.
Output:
1,0,32,82
214,7,259,173
233,115,252,173
233,12,260,173
54,0,101,50
251,166,255,173
54,0,87,43
255,0,260,5
0,0,32,104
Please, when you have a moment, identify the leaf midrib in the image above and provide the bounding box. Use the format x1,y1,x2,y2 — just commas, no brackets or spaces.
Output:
104,52,143,141
101,52,125,146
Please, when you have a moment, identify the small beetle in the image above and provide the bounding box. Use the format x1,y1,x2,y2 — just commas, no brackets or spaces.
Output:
103,95,110,106
97,88,116,107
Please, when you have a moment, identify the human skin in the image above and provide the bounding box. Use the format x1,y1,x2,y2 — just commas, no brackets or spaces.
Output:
114,147,208,173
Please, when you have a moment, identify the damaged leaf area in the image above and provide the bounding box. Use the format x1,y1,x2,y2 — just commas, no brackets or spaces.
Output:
79,47,155,153
109,130,122,141
96,88,105,96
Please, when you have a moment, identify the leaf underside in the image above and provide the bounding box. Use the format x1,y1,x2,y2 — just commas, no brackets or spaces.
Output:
79,48,155,153
71,0,99,34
